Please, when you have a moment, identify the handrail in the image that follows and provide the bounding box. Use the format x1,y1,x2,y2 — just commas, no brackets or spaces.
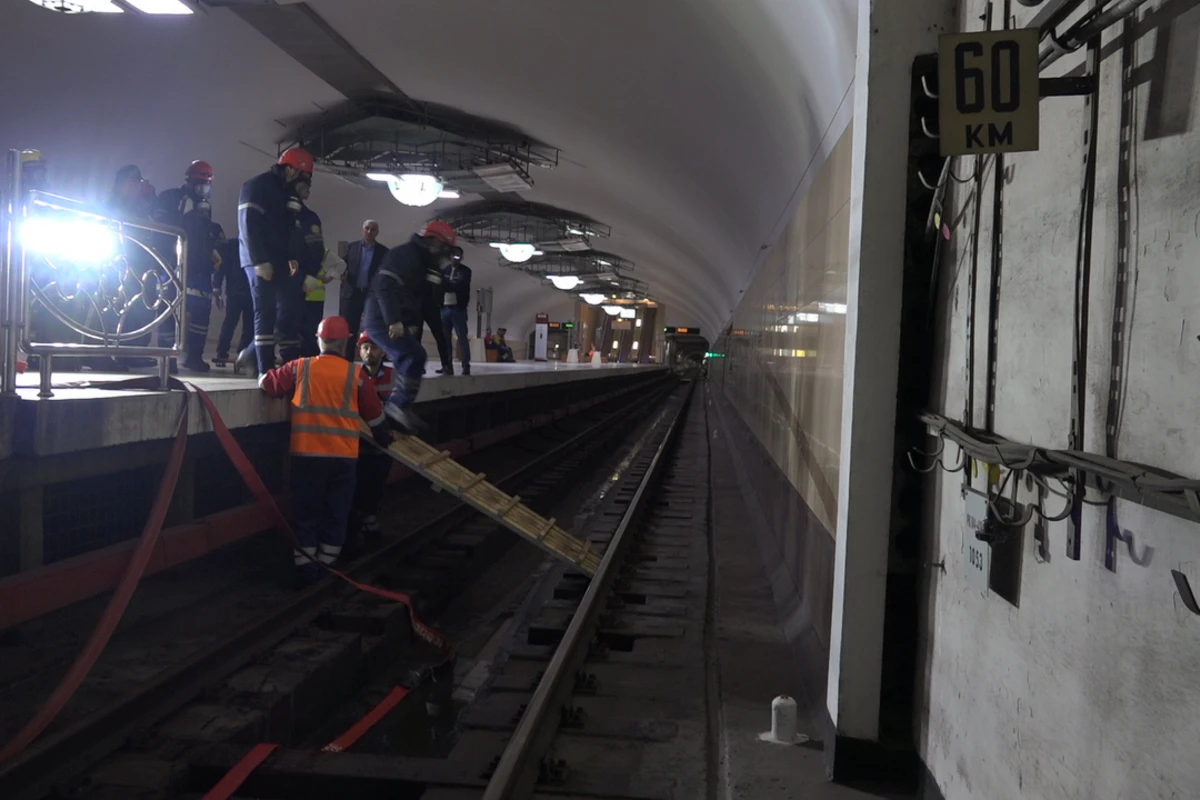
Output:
1,153,188,397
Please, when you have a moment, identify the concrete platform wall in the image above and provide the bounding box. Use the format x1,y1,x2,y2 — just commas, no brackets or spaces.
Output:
919,3,1200,798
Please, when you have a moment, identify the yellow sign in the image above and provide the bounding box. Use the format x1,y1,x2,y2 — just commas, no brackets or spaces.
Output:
938,28,1040,156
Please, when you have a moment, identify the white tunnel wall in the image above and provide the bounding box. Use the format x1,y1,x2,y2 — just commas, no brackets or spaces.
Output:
920,2,1200,798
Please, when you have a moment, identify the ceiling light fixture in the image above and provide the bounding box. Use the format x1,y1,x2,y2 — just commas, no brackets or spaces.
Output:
29,0,122,12
124,0,193,13
547,275,582,291
619,308,636,319
602,305,623,316
579,293,606,305
365,172,456,206
596,259,613,267
567,227,586,236
489,242,542,263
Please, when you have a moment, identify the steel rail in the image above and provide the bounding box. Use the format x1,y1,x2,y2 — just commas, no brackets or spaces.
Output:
481,384,693,799
0,376,676,800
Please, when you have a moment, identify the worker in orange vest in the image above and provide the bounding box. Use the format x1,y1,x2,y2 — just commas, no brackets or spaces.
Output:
259,315,393,586
351,330,395,549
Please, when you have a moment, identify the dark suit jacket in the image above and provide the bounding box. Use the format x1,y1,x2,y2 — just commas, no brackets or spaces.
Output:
340,239,389,299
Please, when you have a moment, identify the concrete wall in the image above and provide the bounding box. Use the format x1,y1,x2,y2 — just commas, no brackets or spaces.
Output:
920,3,1200,798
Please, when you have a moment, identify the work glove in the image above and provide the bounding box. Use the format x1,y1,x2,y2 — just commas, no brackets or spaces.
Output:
253,262,273,281
302,275,321,295
372,424,395,448
388,322,420,340
288,260,300,278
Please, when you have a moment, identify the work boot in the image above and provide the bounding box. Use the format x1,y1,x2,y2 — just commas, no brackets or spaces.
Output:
292,562,321,590
461,365,470,376
234,346,257,377
362,514,381,544
181,356,210,373
384,402,427,434
436,363,453,376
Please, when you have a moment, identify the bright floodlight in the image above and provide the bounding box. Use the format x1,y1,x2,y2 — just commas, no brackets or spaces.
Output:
579,293,606,305
30,0,122,11
602,305,623,316
489,243,542,263
22,218,119,264
124,0,192,13
548,275,582,291
386,174,443,207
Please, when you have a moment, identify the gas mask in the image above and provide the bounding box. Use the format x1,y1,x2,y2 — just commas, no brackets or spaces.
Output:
291,177,311,197
286,194,303,214
191,181,212,201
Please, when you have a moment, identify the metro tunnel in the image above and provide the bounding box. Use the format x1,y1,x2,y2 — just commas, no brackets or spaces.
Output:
0,1,1196,798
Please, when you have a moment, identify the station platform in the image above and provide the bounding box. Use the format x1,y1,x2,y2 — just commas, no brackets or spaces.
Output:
0,360,666,582
3,361,663,457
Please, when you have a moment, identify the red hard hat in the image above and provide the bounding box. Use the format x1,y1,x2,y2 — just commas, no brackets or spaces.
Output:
316,316,351,340
277,147,315,175
186,160,213,182
419,220,457,247
357,331,374,346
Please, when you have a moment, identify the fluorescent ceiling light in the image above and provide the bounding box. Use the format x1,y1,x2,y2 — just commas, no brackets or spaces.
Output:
619,308,636,319
580,293,606,305
818,302,847,315
489,242,542,263
365,173,393,181
567,228,585,236
30,0,122,11
124,0,192,13
548,275,582,291
596,259,612,267
602,305,623,316
437,189,460,199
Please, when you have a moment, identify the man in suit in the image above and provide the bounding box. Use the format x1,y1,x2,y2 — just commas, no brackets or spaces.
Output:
340,219,387,353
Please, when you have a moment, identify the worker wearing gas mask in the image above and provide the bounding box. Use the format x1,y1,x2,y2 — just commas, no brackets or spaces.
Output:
153,160,224,372
235,148,313,376
360,220,458,433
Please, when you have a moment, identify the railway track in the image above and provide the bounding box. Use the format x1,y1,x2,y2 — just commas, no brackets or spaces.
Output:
183,377,712,800
0,375,680,800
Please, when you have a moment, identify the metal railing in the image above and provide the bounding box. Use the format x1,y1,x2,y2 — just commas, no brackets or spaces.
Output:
1,149,187,398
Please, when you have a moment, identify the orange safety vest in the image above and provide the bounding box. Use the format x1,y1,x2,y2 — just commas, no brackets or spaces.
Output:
290,355,360,458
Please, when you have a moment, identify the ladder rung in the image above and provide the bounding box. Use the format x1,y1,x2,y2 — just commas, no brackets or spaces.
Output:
459,473,487,493
420,450,453,469
535,517,557,542
498,495,522,517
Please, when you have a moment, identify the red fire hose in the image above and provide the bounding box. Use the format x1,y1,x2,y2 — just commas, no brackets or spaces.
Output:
0,380,454,797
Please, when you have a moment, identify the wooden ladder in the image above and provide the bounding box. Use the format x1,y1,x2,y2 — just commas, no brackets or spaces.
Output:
362,429,602,575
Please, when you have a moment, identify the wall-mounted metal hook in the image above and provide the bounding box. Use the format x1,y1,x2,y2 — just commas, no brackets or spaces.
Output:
918,169,939,192
1031,476,1074,522
906,435,946,473
921,74,938,99
1172,570,1200,616
921,117,940,139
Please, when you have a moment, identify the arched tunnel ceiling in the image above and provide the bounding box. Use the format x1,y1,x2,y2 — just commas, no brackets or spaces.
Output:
0,0,856,338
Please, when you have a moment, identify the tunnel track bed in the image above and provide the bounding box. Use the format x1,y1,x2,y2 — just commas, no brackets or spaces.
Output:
185,380,710,800
0,376,679,800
